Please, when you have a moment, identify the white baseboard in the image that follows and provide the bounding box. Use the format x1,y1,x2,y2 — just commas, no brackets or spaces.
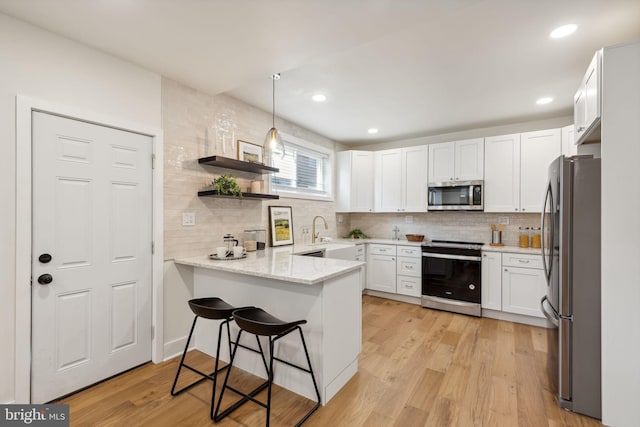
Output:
363,289,421,305
163,336,194,361
482,309,553,328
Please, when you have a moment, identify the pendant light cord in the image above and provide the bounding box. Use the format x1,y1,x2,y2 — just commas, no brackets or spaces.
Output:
272,75,276,128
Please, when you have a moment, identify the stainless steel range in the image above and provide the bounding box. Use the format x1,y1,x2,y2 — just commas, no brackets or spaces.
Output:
421,240,483,317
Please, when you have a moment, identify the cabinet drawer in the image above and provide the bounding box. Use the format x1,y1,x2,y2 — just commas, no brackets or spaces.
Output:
368,244,396,256
397,256,421,277
397,245,421,258
397,275,421,297
355,245,365,255
502,253,542,269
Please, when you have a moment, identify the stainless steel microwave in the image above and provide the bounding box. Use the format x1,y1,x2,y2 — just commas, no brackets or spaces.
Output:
427,180,483,211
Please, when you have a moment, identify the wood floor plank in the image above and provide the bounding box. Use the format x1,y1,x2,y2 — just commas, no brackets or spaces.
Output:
56,295,603,427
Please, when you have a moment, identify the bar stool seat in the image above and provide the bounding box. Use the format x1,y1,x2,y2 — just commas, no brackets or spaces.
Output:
170,297,240,420
214,307,321,427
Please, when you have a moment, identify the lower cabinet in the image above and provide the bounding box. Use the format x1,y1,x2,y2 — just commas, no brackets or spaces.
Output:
481,251,545,319
366,244,397,293
396,245,421,297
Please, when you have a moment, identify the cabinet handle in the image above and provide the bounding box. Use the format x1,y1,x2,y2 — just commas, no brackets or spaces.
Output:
450,177,454,181
406,265,413,270
504,268,508,272
518,259,530,264
577,126,585,132
455,177,459,180
515,208,519,211
406,284,414,289
522,208,526,211
483,254,487,257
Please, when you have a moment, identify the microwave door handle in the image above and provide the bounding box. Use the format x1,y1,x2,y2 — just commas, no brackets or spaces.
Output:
468,185,473,205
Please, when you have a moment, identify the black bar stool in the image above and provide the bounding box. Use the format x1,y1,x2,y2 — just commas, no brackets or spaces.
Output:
214,307,321,427
171,297,263,421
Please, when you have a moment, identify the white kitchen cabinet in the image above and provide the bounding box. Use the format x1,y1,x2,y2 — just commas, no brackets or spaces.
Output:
366,244,396,293
374,149,402,212
375,146,428,212
402,146,428,212
336,150,374,212
396,245,421,297
561,124,577,157
520,129,561,212
501,253,545,318
428,138,484,183
574,50,602,144
484,133,521,212
481,251,502,311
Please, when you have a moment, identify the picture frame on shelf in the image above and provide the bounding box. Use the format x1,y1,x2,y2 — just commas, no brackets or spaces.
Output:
269,206,294,246
237,140,263,164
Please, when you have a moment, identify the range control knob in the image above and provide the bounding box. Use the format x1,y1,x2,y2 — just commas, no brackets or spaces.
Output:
37,274,53,285
469,284,476,290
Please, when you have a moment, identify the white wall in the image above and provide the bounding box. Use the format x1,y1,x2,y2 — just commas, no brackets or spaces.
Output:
600,41,640,427
0,13,161,403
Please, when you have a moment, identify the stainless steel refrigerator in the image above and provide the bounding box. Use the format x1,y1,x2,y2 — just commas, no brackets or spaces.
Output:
540,155,601,419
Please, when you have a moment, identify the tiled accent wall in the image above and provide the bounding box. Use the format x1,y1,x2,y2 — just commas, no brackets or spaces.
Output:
162,78,344,259
346,211,541,246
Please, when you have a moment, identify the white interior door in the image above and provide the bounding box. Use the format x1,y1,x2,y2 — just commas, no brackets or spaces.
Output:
31,112,153,403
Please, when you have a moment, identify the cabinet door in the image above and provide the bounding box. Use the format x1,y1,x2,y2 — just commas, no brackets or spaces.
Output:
574,87,586,141
375,149,402,212
366,254,397,293
402,146,428,212
455,138,484,181
561,125,577,157
584,52,601,135
502,266,546,318
428,142,455,183
520,129,561,212
351,151,374,212
481,251,502,310
397,275,421,297
484,134,521,212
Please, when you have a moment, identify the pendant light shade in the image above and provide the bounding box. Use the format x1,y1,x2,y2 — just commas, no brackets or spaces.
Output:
264,73,284,160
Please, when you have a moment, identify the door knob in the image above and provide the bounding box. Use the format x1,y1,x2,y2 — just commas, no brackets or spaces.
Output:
37,274,53,285
38,253,52,263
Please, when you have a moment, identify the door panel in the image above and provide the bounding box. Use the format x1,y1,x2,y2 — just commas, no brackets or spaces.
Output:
32,111,153,403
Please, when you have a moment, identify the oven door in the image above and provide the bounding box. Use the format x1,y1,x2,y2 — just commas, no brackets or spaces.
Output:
421,253,481,303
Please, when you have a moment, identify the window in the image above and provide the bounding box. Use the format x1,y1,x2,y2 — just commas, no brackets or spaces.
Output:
270,134,333,201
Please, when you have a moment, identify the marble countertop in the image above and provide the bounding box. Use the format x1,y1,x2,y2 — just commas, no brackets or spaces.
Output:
481,244,544,255
174,243,364,286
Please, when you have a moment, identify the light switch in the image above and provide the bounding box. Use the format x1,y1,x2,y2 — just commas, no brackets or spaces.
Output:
405,215,413,224
182,212,196,226
337,215,344,223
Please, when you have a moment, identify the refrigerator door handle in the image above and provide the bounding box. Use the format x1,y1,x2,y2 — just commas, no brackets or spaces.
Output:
540,295,559,327
541,183,554,283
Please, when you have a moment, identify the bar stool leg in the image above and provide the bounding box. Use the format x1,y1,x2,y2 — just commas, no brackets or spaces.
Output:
170,316,198,396
295,326,321,426
210,318,231,420
266,338,275,427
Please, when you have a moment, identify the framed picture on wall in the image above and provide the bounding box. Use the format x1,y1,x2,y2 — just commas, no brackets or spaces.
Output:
268,206,294,246
237,140,263,164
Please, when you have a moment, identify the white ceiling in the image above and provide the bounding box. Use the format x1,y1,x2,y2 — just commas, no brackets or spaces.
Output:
1,0,639,144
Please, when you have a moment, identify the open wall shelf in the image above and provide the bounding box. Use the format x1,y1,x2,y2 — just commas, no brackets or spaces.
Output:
198,155,279,174
197,190,279,200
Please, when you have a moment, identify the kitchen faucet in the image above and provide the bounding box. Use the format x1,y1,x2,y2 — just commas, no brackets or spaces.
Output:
312,215,328,244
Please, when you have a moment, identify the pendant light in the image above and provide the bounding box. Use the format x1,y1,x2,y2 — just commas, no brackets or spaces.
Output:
264,73,284,160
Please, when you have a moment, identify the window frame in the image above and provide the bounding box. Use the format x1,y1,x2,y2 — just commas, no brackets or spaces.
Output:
269,133,334,202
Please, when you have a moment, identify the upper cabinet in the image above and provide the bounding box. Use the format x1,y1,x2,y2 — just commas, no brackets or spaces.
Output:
574,50,602,144
374,146,428,212
336,151,374,212
428,138,484,183
484,129,560,213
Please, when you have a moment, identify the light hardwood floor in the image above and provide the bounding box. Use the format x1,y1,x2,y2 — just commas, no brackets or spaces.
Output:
57,295,603,426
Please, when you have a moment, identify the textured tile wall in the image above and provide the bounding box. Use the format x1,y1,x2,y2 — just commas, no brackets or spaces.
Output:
346,211,542,246
162,78,345,259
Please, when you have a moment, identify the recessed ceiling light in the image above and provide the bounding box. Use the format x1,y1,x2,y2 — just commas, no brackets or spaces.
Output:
368,128,379,134
312,94,327,102
550,24,577,39
536,97,553,105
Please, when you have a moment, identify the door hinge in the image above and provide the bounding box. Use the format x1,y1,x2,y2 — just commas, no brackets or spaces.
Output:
152,241,155,254
151,153,156,169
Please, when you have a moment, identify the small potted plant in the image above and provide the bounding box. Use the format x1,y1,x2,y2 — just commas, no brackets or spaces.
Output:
212,174,243,198
344,229,369,239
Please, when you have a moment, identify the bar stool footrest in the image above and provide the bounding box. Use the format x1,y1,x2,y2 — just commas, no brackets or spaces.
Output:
214,380,270,422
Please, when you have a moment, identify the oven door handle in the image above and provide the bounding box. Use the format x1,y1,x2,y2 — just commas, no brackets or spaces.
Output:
422,253,481,262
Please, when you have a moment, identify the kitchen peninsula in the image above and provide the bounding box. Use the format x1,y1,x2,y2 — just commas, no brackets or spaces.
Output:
174,244,364,404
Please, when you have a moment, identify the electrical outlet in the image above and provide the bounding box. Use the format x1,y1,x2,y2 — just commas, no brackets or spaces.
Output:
337,215,344,224
405,215,413,224
182,212,195,226
498,216,510,225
